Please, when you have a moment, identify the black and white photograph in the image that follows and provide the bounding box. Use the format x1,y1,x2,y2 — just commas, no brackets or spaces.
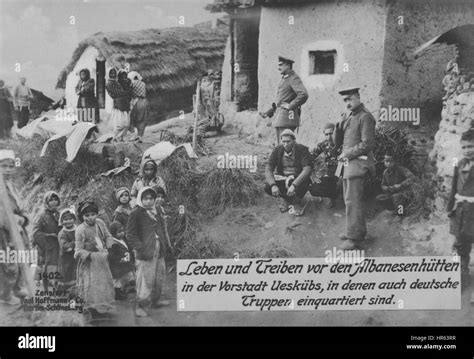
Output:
0,0,474,354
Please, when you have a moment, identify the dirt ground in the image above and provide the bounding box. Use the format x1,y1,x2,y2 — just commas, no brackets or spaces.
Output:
1,120,473,326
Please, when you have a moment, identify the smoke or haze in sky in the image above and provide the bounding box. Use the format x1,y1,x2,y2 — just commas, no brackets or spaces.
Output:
0,0,222,98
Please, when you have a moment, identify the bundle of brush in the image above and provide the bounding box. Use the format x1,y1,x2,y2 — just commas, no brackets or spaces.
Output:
158,146,200,213
196,168,261,217
374,126,417,182
161,129,207,155
167,204,200,259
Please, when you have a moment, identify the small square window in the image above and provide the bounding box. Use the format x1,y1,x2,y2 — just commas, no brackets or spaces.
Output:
309,50,337,75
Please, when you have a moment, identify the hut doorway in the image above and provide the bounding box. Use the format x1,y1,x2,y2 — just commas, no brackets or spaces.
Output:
96,57,106,109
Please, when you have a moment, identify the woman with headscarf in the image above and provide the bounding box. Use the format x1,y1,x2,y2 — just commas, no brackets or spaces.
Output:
128,71,149,142
75,200,115,316
106,68,131,142
127,187,169,317
75,68,99,123
0,79,14,139
130,159,167,203
32,191,61,291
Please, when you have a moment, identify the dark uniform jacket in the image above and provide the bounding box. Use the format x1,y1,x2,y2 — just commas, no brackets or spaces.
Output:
335,104,376,179
447,158,474,237
265,143,312,188
266,70,308,128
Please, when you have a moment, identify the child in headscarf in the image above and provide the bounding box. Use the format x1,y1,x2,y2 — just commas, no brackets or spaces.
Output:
108,221,135,300
58,208,77,295
130,159,166,204
75,200,115,316
75,68,99,123
106,68,131,142
127,187,169,317
32,191,61,291
112,187,132,229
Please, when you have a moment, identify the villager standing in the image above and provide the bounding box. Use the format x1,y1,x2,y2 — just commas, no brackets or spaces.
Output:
262,56,308,146
335,87,376,250
130,159,167,204
13,77,33,129
128,71,149,142
447,129,474,291
106,68,131,142
32,191,61,291
127,187,169,317
0,80,14,139
75,200,115,316
75,68,99,123
57,208,77,295
0,150,30,305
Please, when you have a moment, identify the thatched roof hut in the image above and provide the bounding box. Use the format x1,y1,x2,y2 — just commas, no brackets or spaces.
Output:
56,19,228,122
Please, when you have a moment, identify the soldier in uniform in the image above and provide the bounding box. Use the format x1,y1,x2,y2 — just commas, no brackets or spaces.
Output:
262,56,308,146
335,87,376,250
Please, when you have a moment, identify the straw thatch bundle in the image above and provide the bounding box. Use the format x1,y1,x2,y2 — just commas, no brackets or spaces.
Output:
196,168,261,217
56,21,228,93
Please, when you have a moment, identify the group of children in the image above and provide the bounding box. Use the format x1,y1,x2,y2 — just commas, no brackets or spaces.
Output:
30,157,171,317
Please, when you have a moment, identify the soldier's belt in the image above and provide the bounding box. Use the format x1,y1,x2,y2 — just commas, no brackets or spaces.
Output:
455,194,474,203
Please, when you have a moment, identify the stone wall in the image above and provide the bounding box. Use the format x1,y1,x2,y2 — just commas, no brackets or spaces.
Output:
432,60,474,200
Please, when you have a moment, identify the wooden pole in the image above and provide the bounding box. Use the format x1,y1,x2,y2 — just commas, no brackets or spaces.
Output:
0,168,36,299
192,79,201,151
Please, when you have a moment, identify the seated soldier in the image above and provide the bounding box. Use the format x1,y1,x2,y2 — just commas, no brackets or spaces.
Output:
264,129,312,216
309,122,342,209
376,152,415,215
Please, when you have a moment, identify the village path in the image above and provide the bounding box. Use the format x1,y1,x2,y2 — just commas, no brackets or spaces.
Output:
96,128,474,327
1,124,473,327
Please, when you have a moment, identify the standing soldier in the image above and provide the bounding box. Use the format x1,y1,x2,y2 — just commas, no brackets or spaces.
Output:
335,87,376,250
262,56,308,145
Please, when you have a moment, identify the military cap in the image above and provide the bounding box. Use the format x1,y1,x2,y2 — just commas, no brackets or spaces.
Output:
278,56,294,65
338,87,360,96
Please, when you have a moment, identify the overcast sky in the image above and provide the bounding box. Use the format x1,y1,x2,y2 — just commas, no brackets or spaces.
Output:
0,0,223,98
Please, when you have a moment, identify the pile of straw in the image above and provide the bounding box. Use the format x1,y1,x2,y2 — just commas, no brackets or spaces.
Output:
196,168,261,217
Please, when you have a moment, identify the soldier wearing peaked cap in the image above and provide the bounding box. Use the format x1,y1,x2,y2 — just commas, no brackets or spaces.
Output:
334,87,376,250
262,56,308,146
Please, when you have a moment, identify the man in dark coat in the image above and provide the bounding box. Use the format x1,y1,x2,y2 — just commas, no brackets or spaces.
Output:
264,129,312,216
262,56,308,145
335,87,376,250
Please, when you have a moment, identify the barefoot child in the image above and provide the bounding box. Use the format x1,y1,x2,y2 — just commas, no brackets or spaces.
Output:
109,221,135,300
127,187,169,317
58,208,77,295
32,191,61,291
75,200,115,315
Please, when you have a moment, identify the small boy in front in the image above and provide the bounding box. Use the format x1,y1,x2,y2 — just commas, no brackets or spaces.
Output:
109,221,135,300
447,129,474,290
